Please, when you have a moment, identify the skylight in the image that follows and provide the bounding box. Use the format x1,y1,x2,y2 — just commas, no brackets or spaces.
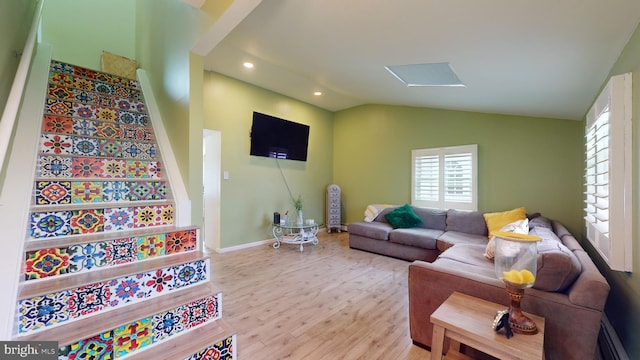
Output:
385,62,465,87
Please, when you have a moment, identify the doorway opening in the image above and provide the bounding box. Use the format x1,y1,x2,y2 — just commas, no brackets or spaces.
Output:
202,129,221,251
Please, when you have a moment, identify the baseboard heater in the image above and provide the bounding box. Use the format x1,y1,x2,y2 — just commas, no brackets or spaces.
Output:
599,315,629,360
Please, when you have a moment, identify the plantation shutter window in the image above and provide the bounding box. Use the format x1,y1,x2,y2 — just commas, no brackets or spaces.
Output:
584,72,632,272
412,144,477,211
584,108,609,235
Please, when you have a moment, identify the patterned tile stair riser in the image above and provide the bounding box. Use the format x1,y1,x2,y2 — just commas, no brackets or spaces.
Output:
183,334,236,360
42,62,157,178
40,106,155,158
18,259,209,334
50,60,140,90
46,75,146,120
41,115,150,141
39,134,157,160
40,108,154,150
34,180,168,205
28,204,174,238
43,100,148,127
48,64,142,100
45,75,148,132
47,82,144,110
24,229,197,280
47,78,144,103
56,293,224,359
37,156,162,179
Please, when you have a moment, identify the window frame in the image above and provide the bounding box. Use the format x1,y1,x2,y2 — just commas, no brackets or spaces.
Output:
584,72,632,272
411,144,478,211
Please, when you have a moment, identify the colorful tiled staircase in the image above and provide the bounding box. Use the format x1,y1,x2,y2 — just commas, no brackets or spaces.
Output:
12,60,235,359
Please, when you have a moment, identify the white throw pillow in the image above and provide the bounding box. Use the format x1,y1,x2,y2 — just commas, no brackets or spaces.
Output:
484,218,529,260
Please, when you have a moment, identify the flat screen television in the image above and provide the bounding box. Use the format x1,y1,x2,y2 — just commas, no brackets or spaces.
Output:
250,112,310,161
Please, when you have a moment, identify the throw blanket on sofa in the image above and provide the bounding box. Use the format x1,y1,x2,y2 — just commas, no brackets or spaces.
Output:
364,204,395,222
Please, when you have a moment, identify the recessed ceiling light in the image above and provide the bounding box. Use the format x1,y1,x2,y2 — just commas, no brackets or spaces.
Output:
385,62,465,87
314,91,322,96
243,62,254,69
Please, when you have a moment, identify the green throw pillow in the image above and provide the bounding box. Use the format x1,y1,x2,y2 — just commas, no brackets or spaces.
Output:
384,204,423,229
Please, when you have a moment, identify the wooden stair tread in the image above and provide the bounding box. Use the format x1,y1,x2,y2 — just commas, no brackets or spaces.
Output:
24,225,197,251
19,251,208,299
14,282,219,345
31,199,173,214
126,318,235,360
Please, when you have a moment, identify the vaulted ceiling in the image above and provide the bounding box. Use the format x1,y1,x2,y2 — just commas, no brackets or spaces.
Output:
192,0,640,120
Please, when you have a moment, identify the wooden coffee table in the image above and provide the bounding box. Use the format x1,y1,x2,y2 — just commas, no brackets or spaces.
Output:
430,292,545,360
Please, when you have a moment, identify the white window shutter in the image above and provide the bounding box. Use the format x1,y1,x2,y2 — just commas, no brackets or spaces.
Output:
412,144,477,211
584,72,632,272
412,151,440,208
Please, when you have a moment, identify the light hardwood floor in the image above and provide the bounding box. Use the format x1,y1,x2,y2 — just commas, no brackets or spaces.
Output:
207,231,432,360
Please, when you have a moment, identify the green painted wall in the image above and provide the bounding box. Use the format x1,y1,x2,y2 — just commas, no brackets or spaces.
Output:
203,72,334,247
136,0,212,228
41,0,135,70
0,0,38,119
333,104,584,236
593,22,640,360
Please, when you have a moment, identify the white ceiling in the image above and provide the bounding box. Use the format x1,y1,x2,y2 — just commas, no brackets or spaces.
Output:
198,0,640,120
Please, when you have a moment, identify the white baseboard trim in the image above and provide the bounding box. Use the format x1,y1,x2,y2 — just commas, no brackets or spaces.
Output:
213,228,329,253
213,239,274,253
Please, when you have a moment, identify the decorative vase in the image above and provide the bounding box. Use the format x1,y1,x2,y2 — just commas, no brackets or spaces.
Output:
493,231,541,335
297,210,303,226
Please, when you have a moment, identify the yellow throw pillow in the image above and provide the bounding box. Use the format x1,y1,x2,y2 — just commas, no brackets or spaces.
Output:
483,207,526,238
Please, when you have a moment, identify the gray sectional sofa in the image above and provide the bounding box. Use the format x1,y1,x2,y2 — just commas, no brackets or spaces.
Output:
347,205,609,360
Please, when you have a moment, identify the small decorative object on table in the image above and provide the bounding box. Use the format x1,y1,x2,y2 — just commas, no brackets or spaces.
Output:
493,231,542,335
492,309,513,338
293,194,303,226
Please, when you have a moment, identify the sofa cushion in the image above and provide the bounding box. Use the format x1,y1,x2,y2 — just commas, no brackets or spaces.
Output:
569,249,610,311
389,228,443,249
530,225,560,242
559,232,583,252
529,215,553,229
483,207,526,238
445,209,487,236
412,206,447,231
437,231,488,252
530,226,582,292
550,220,585,250
384,204,423,228
436,244,496,277
347,222,393,241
